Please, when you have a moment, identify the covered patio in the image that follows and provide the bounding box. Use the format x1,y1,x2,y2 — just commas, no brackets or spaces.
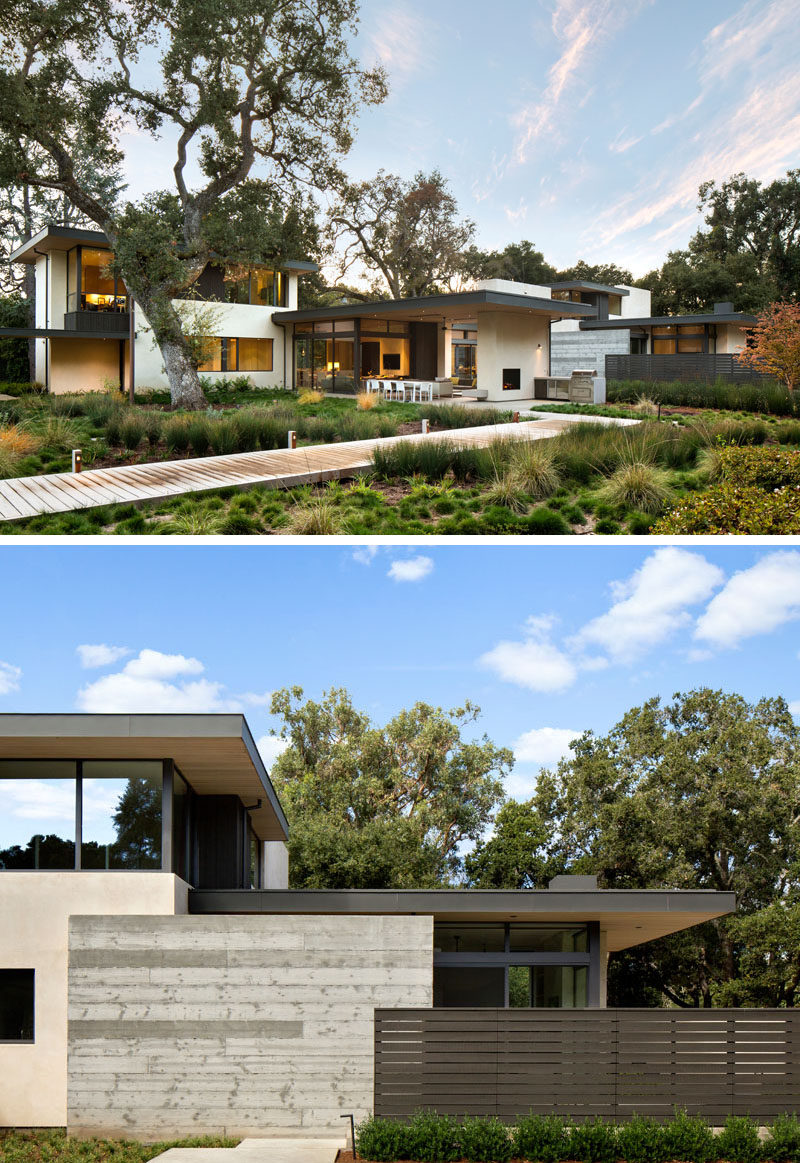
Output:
278,284,595,403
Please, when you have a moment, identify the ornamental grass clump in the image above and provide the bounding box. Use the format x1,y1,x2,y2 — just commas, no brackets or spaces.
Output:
20,412,87,452
287,496,348,535
356,391,380,410
119,414,146,452
598,461,674,514
187,417,212,456
509,441,562,497
0,424,40,455
513,1114,572,1162
163,416,191,454
0,445,23,478
297,388,324,405
483,470,529,513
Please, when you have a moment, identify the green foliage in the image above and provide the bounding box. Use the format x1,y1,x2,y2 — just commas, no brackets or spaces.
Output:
569,1119,618,1163
118,414,146,451
356,1117,410,1163
609,378,795,416
598,462,673,514
523,507,571,534
512,1114,572,1161
715,1118,761,1163
406,1112,462,1163
765,1114,800,1163
661,1111,717,1163
268,687,511,888
0,1130,238,1163
0,294,30,381
616,1117,669,1163
458,1117,512,1163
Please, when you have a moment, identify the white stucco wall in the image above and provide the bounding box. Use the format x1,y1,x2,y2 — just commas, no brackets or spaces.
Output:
477,310,549,401
620,285,651,318
717,324,749,354
49,337,122,394
475,278,554,299
0,873,188,1128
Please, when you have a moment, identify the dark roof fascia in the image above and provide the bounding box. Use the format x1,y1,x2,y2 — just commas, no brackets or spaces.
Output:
282,260,320,273
238,715,290,837
189,887,736,917
581,312,756,331
279,290,596,324
0,327,127,340
10,225,111,263
548,281,630,296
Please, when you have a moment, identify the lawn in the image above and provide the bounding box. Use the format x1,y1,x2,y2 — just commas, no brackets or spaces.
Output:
6,413,800,536
0,1130,238,1163
0,382,516,482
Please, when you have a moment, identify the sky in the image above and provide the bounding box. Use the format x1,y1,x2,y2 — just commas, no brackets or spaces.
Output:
1,542,800,847
117,0,800,279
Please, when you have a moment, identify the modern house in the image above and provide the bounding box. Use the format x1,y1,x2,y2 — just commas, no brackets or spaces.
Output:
549,280,653,376
7,226,318,394
0,713,741,1138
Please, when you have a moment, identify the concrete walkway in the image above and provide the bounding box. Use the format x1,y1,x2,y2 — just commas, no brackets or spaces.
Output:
0,413,638,523
150,1138,343,1163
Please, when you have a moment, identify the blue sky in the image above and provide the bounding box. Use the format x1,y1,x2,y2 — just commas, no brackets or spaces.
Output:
1,543,799,846
118,0,800,279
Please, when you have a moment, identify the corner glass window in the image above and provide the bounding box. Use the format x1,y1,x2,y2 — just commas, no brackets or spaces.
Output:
434,924,505,952
81,761,162,870
81,248,127,313
607,294,622,316
509,925,588,952
0,761,77,869
0,969,34,1041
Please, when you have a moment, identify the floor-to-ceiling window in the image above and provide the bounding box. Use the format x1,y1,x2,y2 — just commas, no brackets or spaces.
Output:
452,341,477,381
294,321,357,392
66,247,128,314
360,321,410,381
433,923,594,1008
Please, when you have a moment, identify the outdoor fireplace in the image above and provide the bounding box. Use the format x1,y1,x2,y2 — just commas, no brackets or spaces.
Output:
502,367,521,391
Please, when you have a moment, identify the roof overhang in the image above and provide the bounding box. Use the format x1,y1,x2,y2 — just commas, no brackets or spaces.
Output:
0,328,126,341
279,289,596,327
0,713,288,842
187,888,736,951
10,225,111,265
282,259,319,273
581,313,756,331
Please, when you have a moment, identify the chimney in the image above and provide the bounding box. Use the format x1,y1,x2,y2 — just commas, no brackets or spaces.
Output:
713,302,734,315
548,874,598,891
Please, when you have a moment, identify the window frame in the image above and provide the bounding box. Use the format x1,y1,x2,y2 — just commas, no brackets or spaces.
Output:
0,968,35,1043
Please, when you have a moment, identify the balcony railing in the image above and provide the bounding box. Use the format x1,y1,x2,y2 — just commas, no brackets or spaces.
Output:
64,310,130,335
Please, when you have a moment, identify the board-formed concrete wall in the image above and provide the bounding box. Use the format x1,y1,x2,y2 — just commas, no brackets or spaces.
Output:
550,328,631,377
67,913,433,1139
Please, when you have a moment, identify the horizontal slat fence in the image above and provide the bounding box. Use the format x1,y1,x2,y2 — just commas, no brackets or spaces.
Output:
605,354,767,383
374,1009,800,1123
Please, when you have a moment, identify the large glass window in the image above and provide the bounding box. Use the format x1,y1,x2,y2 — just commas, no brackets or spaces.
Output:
199,338,273,373
224,266,287,307
0,969,34,1041
509,925,587,952
452,343,477,381
435,924,505,953
435,967,504,1008
0,761,77,869
81,761,162,870
79,248,127,313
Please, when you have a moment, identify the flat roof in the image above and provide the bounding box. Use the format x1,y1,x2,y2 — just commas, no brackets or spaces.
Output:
581,311,756,330
549,280,630,296
10,225,319,273
188,888,736,952
0,327,127,341
0,713,288,841
278,288,597,327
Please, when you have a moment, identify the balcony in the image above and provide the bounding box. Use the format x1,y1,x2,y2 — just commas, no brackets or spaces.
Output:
64,310,130,335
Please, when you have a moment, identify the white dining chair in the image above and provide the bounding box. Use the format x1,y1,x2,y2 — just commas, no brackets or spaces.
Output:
383,381,395,400
415,382,433,403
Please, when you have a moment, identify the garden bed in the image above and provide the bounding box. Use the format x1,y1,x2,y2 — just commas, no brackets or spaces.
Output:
0,1130,239,1163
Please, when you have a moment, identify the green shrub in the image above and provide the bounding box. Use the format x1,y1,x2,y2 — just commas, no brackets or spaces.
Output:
406,1111,462,1163
569,1118,618,1163
595,517,621,534
608,377,795,416
523,507,571,535
764,1113,800,1162
513,1114,571,1161
142,412,163,448
356,1116,410,1162
481,503,522,532
484,471,529,513
661,1110,717,1163
459,1117,512,1162
774,421,800,446
449,446,494,483
715,1117,761,1163
218,512,260,535
616,1116,668,1163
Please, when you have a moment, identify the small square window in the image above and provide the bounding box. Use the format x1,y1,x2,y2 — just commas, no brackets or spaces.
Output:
0,969,34,1041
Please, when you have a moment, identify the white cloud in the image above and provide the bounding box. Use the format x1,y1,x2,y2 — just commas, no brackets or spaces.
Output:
353,545,378,566
77,649,245,713
256,735,290,769
388,556,434,583
368,9,432,86
572,548,724,662
76,644,131,669
695,551,800,649
511,0,652,165
513,726,580,765
480,615,577,693
0,661,21,695
2,779,75,822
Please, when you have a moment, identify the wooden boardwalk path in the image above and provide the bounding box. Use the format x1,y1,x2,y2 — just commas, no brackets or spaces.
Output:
0,414,630,524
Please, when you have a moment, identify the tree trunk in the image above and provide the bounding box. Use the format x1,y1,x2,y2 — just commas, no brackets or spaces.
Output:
133,289,208,410
159,338,208,410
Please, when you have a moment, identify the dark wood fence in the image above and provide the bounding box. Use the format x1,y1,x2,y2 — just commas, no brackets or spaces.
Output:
374,1009,800,1123
605,354,766,383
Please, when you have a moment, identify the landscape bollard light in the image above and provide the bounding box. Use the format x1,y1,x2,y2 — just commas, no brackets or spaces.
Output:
340,1113,356,1157
288,430,297,449
513,411,520,423
72,449,82,473
421,418,429,434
